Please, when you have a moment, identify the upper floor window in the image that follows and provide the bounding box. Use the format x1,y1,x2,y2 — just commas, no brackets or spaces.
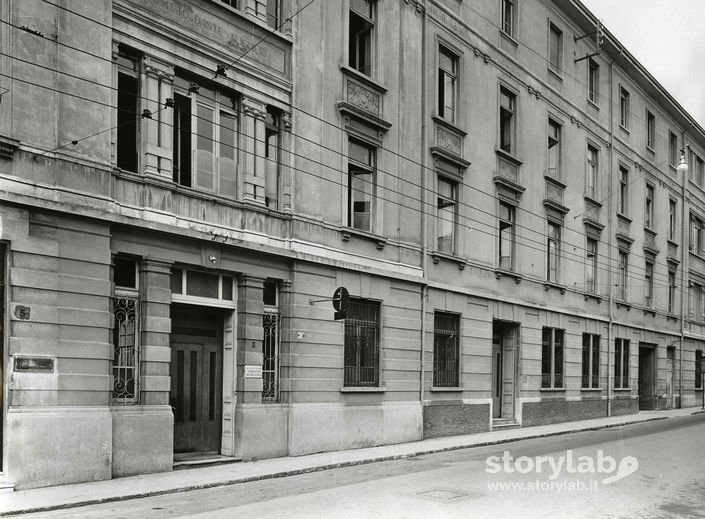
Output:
586,237,598,293
618,166,629,216
646,110,656,150
645,183,654,229
172,77,238,198
690,213,704,254
220,0,240,8
586,144,598,199
546,221,561,283
266,0,280,29
348,138,376,232
588,58,599,104
620,87,630,129
687,149,704,186
669,131,679,168
116,48,140,173
498,202,515,270
349,0,375,76
265,106,281,209
437,176,458,254
645,260,654,308
548,23,563,73
618,250,628,300
669,198,677,241
501,0,515,37
547,118,561,178
668,269,677,314
438,45,458,123
499,87,516,154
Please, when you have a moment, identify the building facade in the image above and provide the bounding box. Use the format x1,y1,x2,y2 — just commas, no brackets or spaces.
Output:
1,0,704,490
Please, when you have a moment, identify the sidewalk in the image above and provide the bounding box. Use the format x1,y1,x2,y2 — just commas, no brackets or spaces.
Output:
1,407,700,516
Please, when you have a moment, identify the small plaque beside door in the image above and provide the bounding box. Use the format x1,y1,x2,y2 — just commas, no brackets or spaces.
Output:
14,356,54,373
244,365,262,378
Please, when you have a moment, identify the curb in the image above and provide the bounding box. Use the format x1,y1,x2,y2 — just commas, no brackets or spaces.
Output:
0,413,685,516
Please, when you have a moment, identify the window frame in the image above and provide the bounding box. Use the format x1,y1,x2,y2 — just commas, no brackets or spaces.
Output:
348,0,375,77
588,58,599,105
437,44,459,123
645,260,654,308
433,311,461,388
264,106,281,209
546,221,561,283
262,280,280,403
669,198,677,242
618,250,628,301
619,86,630,129
547,118,561,178
343,298,381,387
618,165,629,216
669,131,679,168
614,338,630,389
645,183,654,229
116,48,141,173
498,201,516,270
690,213,704,254
112,260,140,405
582,333,600,389
696,350,703,390
541,327,564,389
668,269,677,314
266,0,281,29
436,175,458,254
548,22,563,74
501,0,516,37
586,143,599,199
499,86,517,155
586,237,598,294
646,110,656,150
347,137,377,233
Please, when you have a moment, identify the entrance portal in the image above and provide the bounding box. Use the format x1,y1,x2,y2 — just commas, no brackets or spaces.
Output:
638,344,657,410
492,321,518,421
170,304,223,456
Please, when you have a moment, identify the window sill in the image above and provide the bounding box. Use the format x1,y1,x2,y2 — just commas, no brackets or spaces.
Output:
617,213,632,224
613,388,632,392
667,314,679,322
540,387,566,392
619,124,630,134
340,386,386,393
667,239,679,248
495,268,522,283
340,64,388,94
580,388,602,392
646,145,656,154
583,292,602,303
341,227,387,250
430,386,464,392
547,66,563,82
544,282,566,294
583,195,602,208
499,30,519,47
431,250,466,270
615,301,632,311
643,307,656,317
587,98,600,111
0,134,20,160
432,115,467,137
494,147,523,166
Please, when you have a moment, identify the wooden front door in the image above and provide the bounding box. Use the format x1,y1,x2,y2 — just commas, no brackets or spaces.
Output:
492,332,502,418
638,345,656,410
170,338,223,455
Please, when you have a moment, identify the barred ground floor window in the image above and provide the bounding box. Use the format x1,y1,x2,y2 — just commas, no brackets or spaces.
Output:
112,295,138,403
433,312,460,387
344,299,380,387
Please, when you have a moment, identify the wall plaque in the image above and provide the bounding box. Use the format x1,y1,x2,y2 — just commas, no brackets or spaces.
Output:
244,365,263,378
14,356,54,373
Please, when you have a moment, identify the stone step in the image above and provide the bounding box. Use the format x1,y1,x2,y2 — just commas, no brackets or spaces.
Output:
0,483,15,493
173,455,241,470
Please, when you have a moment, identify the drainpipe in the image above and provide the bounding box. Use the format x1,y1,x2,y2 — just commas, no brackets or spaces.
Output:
606,57,615,417
419,0,429,409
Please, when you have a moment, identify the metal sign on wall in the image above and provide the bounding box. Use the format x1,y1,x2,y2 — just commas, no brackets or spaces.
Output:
14,356,54,373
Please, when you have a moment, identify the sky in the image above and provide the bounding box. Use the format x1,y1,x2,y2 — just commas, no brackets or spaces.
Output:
580,0,705,126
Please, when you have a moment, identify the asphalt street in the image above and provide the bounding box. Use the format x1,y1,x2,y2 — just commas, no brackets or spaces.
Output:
20,413,705,519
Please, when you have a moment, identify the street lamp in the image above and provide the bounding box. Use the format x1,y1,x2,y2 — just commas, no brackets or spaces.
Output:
677,148,689,177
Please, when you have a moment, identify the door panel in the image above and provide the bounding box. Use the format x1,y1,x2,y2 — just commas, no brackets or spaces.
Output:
501,327,515,420
638,346,656,410
171,339,222,454
666,348,675,409
492,334,502,418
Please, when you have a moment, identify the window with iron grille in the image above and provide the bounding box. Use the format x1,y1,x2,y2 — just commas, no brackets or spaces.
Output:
614,338,629,388
433,312,460,387
541,327,564,388
262,280,280,402
582,333,600,389
344,299,380,387
112,295,138,403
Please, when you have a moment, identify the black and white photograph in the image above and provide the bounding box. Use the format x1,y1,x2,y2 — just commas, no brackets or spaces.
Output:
1,0,704,517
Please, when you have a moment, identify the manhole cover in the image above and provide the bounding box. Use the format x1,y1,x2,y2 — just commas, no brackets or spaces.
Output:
417,489,468,500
